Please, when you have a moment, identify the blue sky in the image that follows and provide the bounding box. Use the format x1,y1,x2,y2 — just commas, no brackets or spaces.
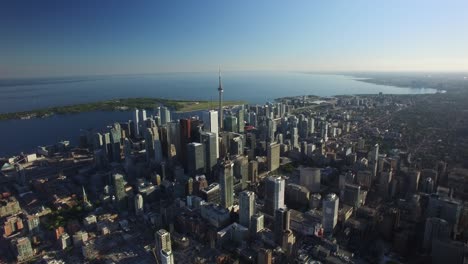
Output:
1,0,467,78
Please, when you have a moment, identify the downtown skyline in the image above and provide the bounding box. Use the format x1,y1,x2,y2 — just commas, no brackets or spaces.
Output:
1,1,468,263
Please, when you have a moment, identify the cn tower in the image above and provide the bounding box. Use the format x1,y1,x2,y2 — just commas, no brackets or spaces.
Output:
218,66,223,130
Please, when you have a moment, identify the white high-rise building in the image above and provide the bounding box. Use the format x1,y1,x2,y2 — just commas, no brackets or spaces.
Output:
133,109,140,136
321,122,328,142
202,110,219,157
139,110,147,136
141,109,147,123
160,106,171,125
155,229,172,263
265,176,286,216
368,143,379,164
239,191,255,228
309,118,315,134
202,110,219,134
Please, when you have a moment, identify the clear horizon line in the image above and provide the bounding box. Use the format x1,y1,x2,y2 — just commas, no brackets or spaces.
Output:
2,69,468,80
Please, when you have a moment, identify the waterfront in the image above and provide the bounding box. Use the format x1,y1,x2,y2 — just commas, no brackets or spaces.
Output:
0,72,437,113
0,110,200,157
0,72,437,157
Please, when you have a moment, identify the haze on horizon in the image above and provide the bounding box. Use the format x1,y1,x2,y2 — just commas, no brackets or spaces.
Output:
1,0,467,79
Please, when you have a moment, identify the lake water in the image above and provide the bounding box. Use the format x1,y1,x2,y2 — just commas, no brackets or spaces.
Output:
0,72,436,156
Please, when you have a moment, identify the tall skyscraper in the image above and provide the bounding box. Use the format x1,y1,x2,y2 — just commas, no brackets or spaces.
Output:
309,117,315,134
154,133,163,164
320,122,328,142
299,119,309,138
291,126,299,149
265,104,271,119
133,109,140,137
142,109,147,120
103,132,111,157
153,126,163,163
219,159,234,209
343,184,362,208
92,132,103,150
368,143,379,164
155,106,161,119
248,160,259,184
180,119,191,170
134,194,144,216
230,136,243,156
160,106,171,125
200,132,217,177
239,191,255,228
322,193,339,234
145,127,159,162
267,118,275,142
224,115,238,133
155,229,172,263
267,143,280,172
246,132,256,159
218,67,224,130
110,123,122,162
237,107,245,133
369,143,379,180
274,208,290,245
139,109,147,136
202,110,219,134
249,112,257,127
264,176,286,216
154,115,161,127
408,169,421,194
123,138,132,158
379,170,393,199
159,126,170,158
234,156,249,190
202,110,220,158
187,142,205,177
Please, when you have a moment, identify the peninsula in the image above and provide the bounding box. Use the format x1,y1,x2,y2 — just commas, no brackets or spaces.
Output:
349,72,466,92
0,98,246,121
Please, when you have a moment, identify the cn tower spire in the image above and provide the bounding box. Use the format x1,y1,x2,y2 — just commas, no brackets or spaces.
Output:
218,66,224,130
218,66,223,91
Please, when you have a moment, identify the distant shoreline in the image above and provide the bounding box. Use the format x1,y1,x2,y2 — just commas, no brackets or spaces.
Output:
353,78,447,93
300,71,464,93
0,98,246,121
